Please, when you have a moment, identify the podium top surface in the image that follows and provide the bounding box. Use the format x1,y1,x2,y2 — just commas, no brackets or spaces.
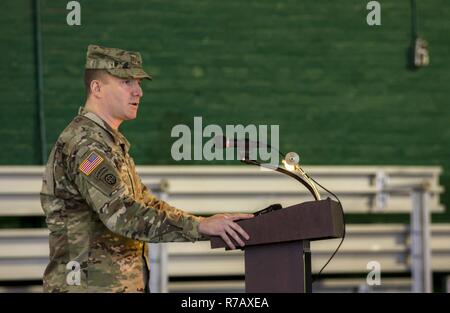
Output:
210,198,344,249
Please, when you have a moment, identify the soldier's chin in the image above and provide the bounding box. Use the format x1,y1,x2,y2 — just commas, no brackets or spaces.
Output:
124,111,138,120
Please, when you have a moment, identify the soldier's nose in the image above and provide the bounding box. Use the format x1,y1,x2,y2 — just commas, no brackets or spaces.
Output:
134,85,143,97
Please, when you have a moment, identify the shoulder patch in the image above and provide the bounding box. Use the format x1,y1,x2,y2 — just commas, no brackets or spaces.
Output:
79,152,104,176
104,173,117,185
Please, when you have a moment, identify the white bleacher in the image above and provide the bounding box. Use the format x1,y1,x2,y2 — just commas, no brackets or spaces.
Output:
0,165,447,292
1,224,449,292
0,166,444,216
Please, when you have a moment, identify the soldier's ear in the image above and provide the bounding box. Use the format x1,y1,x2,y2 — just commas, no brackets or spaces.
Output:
90,80,103,98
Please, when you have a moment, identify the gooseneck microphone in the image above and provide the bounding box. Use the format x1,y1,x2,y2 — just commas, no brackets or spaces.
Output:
214,135,346,288
213,135,284,159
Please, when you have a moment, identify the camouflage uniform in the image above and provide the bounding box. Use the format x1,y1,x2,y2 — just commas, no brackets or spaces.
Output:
40,45,205,292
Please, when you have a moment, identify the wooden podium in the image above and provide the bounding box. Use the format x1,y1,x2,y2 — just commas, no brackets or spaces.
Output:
210,198,344,293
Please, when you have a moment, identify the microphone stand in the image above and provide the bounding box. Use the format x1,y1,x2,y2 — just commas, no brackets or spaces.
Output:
241,158,320,201
232,136,321,201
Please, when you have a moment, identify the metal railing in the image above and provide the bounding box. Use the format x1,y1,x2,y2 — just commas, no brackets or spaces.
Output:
0,165,446,293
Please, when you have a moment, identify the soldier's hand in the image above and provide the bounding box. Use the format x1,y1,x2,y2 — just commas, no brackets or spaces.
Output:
198,213,254,250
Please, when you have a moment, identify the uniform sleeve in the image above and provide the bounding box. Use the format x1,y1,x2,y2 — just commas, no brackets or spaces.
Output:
139,179,209,241
69,141,204,243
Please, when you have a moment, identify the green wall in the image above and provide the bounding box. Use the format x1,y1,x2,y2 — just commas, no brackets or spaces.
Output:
1,0,449,215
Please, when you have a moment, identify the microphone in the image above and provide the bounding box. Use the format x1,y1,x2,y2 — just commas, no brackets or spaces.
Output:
285,152,300,166
213,135,285,163
254,203,283,216
213,135,269,160
213,135,268,149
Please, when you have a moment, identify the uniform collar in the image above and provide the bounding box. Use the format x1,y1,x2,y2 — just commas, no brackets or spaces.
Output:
78,107,131,152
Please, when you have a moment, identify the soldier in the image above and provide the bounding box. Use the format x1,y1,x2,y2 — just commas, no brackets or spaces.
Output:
40,44,253,292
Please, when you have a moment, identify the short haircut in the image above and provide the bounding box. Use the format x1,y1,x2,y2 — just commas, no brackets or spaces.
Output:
84,69,109,98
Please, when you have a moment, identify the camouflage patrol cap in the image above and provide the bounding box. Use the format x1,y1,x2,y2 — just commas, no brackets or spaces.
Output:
85,44,152,80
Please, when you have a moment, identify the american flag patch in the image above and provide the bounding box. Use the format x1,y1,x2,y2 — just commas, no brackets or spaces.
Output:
79,152,104,176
